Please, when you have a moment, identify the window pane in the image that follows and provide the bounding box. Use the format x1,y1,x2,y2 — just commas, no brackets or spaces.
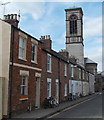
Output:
32,43,36,61
20,76,28,95
70,15,77,35
47,80,51,98
47,54,51,72
19,36,26,59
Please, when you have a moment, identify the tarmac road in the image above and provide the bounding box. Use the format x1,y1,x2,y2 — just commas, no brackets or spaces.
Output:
49,94,103,119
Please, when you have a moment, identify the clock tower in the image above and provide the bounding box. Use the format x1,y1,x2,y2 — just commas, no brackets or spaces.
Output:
65,7,84,67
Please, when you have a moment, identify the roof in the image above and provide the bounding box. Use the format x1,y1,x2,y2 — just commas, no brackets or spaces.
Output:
1,18,42,43
65,7,83,15
84,58,97,64
42,48,69,63
101,71,104,76
66,7,81,10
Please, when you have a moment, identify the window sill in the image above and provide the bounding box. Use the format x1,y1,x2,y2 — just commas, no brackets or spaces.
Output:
64,75,67,77
31,60,38,64
18,57,27,62
19,95,28,101
47,71,52,73
19,98,28,101
64,95,67,97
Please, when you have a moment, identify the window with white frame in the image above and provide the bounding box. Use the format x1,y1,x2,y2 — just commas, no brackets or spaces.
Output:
19,36,26,59
64,64,67,76
71,64,74,78
64,84,67,96
83,70,85,79
79,68,81,79
31,43,37,62
20,76,28,95
86,72,89,81
47,78,51,98
47,54,51,72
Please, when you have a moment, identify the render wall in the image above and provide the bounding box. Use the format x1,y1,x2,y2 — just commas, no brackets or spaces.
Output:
69,80,83,97
83,82,89,96
89,73,95,94
66,43,84,67
0,78,3,120
0,19,11,118
0,20,3,120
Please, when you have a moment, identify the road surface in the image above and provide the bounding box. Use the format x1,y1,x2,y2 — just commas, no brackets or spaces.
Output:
49,94,103,119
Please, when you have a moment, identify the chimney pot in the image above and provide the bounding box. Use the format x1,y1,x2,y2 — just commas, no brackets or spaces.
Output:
3,14,19,27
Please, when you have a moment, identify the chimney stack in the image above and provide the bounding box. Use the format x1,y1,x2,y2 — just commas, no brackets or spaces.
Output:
59,49,69,58
4,14,19,27
40,35,52,50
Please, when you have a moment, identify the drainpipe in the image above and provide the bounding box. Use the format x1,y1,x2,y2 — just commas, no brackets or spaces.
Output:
81,69,83,96
9,26,14,119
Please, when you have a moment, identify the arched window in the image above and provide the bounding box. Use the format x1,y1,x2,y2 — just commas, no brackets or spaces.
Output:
69,15,77,35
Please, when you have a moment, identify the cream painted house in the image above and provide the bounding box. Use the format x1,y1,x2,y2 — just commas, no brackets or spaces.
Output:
0,19,11,119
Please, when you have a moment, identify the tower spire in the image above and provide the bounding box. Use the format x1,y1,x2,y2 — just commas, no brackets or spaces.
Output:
65,7,84,67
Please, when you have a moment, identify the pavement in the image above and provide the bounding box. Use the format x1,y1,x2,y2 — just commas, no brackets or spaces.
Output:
11,94,97,119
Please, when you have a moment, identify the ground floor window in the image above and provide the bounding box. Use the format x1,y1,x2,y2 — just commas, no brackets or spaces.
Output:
20,76,28,95
47,78,51,98
64,83,67,96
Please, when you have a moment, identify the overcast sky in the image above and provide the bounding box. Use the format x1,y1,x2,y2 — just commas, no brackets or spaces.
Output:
0,1,102,72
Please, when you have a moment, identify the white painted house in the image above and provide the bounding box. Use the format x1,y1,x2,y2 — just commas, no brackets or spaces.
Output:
0,19,11,119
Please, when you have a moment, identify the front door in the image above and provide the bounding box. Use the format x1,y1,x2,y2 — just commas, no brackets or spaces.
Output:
56,79,59,104
35,78,40,108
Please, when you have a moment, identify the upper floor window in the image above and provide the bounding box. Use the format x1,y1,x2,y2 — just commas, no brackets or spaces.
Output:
19,36,26,60
31,43,37,63
47,54,52,72
79,68,81,79
71,64,74,78
69,15,77,35
64,64,67,76
86,72,89,81
83,70,85,79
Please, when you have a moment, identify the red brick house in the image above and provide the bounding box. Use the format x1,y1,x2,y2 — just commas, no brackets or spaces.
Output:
0,14,70,118
1,14,42,118
40,35,70,104
0,11,97,119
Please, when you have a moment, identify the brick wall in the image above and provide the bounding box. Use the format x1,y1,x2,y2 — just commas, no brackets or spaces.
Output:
41,49,70,104
9,27,42,114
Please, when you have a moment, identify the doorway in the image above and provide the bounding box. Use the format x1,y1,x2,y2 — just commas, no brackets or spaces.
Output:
56,79,59,104
35,78,40,108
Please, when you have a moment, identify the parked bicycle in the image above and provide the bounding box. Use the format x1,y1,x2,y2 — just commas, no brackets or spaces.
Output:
43,97,58,108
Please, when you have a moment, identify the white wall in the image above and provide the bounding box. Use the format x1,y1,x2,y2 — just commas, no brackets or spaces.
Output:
0,78,3,120
66,43,84,67
82,82,89,96
69,80,83,97
0,19,11,118
0,20,2,77
89,73,95,94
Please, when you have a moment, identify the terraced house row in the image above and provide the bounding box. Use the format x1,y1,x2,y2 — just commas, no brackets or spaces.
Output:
0,7,97,119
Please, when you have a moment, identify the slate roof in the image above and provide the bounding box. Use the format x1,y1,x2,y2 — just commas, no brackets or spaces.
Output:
84,57,97,64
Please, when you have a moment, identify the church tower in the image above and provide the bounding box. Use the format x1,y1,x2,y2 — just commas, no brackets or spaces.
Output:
65,7,84,67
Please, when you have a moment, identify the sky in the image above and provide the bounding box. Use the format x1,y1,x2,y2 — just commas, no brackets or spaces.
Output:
0,1,103,72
